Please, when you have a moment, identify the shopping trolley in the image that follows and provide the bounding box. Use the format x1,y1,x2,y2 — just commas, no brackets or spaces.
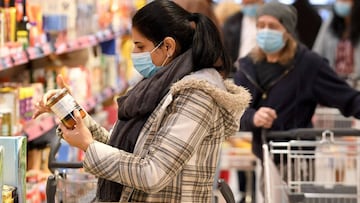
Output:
46,136,235,203
46,135,97,203
263,128,360,203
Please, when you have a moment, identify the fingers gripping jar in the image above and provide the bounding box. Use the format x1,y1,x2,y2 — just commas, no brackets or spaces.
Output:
46,88,86,129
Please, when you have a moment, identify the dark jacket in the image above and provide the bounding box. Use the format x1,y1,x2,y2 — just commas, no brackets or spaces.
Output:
222,11,243,73
234,44,360,158
293,0,322,49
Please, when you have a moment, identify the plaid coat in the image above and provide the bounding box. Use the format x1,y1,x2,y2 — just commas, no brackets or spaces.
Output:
82,68,250,202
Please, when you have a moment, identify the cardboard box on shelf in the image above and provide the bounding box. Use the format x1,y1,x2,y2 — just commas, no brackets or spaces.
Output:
0,136,27,203
0,146,3,203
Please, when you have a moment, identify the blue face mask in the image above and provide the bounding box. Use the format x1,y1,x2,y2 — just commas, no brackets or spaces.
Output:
242,4,259,17
256,29,285,54
131,41,164,78
334,1,352,17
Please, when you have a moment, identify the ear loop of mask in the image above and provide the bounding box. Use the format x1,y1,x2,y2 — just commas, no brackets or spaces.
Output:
150,41,164,54
151,40,170,66
161,54,170,66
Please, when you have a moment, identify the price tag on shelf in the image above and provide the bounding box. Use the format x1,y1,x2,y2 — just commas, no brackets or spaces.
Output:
103,87,113,98
103,29,114,40
77,36,89,49
41,43,54,55
27,47,42,60
67,40,80,51
0,58,5,70
95,93,103,103
23,116,55,141
88,35,98,46
83,97,96,111
2,55,13,68
39,116,55,132
55,43,67,54
11,51,28,66
96,31,106,42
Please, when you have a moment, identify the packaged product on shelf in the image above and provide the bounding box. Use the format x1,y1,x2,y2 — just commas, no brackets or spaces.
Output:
102,53,120,89
86,46,103,96
1,6,16,43
2,184,17,203
67,66,91,103
26,1,45,47
0,87,20,135
15,0,30,49
44,65,68,91
18,86,34,122
0,12,5,53
0,109,11,136
0,146,3,203
75,0,97,36
42,0,76,41
97,0,112,30
0,136,26,203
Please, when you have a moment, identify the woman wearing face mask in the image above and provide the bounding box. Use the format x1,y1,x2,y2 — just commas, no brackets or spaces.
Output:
313,0,360,86
233,2,360,160
33,0,251,202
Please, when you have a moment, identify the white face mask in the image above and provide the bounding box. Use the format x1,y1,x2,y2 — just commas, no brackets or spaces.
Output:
334,1,352,17
131,41,165,78
256,29,285,54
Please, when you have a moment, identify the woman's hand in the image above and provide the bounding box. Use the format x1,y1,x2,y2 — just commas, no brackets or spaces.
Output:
253,107,277,129
32,74,71,119
60,109,94,152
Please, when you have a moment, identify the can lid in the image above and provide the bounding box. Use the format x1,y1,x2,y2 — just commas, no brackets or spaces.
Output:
47,88,69,106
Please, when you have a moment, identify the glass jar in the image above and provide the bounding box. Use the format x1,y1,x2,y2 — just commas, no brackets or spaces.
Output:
0,110,12,136
46,88,86,129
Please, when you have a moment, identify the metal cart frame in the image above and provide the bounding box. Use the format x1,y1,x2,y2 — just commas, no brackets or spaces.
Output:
263,128,360,203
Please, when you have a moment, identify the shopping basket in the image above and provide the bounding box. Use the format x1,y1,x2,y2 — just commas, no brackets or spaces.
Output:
263,128,360,203
46,136,97,203
46,135,235,203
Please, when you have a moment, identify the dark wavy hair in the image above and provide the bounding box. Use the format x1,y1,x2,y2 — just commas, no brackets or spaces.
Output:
132,0,231,77
330,0,360,45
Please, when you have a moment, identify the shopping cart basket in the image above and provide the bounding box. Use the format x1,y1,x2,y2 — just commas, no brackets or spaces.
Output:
263,128,360,203
46,136,97,203
46,135,235,203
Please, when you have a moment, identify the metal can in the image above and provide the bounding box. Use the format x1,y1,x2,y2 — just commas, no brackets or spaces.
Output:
0,111,12,136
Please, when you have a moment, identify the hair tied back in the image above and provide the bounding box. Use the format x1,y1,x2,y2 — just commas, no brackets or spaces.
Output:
188,13,200,23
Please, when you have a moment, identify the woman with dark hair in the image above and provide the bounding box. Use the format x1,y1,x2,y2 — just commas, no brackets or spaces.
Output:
33,0,250,202
313,0,360,85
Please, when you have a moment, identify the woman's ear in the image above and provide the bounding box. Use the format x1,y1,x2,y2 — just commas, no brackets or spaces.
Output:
163,36,176,58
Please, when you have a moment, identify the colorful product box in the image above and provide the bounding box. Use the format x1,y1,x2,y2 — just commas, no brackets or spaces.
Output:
0,146,3,203
0,136,27,203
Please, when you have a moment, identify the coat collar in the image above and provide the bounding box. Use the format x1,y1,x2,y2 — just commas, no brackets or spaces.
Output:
170,68,251,120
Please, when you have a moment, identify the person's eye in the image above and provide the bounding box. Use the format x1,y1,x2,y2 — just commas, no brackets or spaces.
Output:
257,24,264,29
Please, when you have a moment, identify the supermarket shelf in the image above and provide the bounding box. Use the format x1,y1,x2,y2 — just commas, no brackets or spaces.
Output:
0,28,122,71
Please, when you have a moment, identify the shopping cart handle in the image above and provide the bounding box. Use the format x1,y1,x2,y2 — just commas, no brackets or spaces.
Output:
49,161,83,169
288,193,305,203
265,128,360,140
48,135,84,172
46,174,57,203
